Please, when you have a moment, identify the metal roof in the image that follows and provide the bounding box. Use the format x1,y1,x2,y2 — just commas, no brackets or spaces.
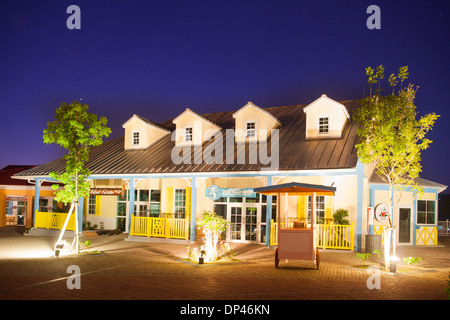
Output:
14,100,361,178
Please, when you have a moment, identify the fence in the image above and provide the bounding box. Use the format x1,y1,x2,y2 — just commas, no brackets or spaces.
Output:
438,220,450,236
130,216,189,240
34,210,76,231
270,220,355,250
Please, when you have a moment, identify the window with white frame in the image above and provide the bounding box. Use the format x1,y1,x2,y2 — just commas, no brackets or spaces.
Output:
417,200,436,224
246,122,256,138
132,131,140,145
307,195,326,224
319,117,329,133
174,189,186,218
88,196,96,215
185,127,193,142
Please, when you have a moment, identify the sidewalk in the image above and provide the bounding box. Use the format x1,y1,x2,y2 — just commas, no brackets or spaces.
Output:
0,227,449,300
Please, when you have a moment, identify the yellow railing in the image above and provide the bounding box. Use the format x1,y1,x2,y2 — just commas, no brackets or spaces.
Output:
270,220,355,251
130,216,189,240
34,210,76,231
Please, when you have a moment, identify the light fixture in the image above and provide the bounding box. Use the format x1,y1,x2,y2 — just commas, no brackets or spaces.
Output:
54,242,64,257
199,249,205,264
389,256,399,273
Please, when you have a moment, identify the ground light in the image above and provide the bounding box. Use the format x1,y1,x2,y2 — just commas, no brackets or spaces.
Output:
389,256,400,273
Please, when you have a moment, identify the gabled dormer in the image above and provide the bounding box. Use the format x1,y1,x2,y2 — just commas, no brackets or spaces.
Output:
232,101,281,143
122,114,170,150
303,94,350,139
172,108,222,146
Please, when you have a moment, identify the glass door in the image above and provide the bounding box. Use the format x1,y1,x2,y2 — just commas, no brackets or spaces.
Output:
399,208,411,243
245,206,258,241
229,206,242,240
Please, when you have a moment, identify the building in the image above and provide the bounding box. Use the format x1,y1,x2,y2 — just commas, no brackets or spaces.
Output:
12,94,447,250
0,165,62,228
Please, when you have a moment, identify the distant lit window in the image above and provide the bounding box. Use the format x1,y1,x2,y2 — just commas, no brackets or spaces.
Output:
319,117,329,133
133,131,140,145
185,127,193,142
417,200,435,224
246,122,256,137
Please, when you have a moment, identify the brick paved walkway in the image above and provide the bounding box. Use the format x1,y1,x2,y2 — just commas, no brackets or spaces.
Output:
0,227,449,303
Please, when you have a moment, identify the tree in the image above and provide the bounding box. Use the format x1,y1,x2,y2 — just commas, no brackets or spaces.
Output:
197,211,228,263
43,101,111,253
353,65,439,268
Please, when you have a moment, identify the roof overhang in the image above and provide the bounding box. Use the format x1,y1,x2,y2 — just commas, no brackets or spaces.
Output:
254,182,336,196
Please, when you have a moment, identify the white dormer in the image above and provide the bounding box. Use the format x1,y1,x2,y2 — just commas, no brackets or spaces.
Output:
232,101,281,143
172,108,221,146
303,94,350,139
122,114,170,150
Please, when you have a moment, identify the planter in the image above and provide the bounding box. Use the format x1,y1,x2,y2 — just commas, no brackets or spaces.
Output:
365,234,381,254
83,230,99,237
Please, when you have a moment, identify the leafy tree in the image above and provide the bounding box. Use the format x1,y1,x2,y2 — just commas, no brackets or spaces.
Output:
354,66,439,270
43,101,111,252
197,211,228,262
354,66,439,226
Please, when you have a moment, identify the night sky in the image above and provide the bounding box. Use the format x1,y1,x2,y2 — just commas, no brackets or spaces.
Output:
1,1,449,193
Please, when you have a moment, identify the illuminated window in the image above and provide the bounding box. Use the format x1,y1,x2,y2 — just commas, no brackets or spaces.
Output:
246,122,256,137
417,200,435,224
132,131,140,145
185,127,193,142
319,117,329,133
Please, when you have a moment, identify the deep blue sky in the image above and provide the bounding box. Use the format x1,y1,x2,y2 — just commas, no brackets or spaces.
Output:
1,0,449,192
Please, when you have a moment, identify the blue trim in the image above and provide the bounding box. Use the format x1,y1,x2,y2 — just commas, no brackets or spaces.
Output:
34,179,40,228
190,177,197,242
356,161,364,252
265,176,273,247
368,188,375,234
369,184,438,194
128,178,135,234
78,197,84,232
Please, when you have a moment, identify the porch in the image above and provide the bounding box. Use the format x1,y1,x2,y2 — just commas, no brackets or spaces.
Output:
270,219,355,251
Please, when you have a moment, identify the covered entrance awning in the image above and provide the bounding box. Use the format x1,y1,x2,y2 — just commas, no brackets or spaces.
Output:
254,182,336,196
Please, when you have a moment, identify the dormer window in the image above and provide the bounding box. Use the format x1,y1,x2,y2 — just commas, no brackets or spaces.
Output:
185,127,193,142
319,117,329,134
246,122,256,138
132,131,140,145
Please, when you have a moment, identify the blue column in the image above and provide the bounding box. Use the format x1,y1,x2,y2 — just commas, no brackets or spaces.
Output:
78,197,84,232
34,179,41,228
190,177,197,242
128,178,135,234
368,187,375,235
356,161,364,252
265,176,273,247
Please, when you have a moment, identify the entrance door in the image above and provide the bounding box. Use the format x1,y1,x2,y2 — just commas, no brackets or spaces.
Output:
245,206,258,241
228,204,260,242
6,200,26,226
229,205,243,240
399,208,411,243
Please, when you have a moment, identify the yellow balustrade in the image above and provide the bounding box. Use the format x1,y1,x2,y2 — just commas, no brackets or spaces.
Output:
270,220,355,251
130,216,189,240
34,210,76,231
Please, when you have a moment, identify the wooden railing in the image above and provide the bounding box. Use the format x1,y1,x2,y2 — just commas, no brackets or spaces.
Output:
130,216,189,240
34,210,76,231
270,220,355,251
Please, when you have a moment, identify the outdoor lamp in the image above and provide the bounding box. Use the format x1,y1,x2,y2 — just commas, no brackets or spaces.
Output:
199,249,205,265
54,242,64,257
389,256,399,273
